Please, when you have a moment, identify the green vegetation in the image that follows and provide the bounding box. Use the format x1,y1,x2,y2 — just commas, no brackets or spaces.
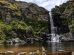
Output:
51,1,74,34
0,0,73,42
0,0,49,41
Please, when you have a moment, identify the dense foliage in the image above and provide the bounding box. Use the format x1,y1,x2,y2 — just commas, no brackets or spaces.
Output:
51,1,74,34
0,0,73,41
0,0,49,41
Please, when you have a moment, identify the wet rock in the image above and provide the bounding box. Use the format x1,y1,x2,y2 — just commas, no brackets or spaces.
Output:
72,52,74,55
5,51,14,55
0,52,6,55
29,51,39,55
18,52,27,55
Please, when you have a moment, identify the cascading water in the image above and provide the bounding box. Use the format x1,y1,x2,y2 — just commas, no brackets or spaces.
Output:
49,11,60,42
49,12,54,34
49,12,62,53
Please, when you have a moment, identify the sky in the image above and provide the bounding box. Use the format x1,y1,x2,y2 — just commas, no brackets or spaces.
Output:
16,0,68,11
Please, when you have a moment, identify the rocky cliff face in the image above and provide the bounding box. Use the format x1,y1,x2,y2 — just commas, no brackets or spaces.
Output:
51,0,74,39
0,0,50,40
52,0,74,40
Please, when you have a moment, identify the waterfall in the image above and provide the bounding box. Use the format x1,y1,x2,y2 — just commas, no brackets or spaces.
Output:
49,12,55,34
49,11,60,42
49,12,61,53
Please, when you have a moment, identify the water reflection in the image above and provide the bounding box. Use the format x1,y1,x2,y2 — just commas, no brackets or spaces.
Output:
51,42,64,52
0,42,74,55
46,42,74,52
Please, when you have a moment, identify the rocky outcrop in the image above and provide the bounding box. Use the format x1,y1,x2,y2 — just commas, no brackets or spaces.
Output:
51,0,74,34
51,0,74,39
0,0,50,40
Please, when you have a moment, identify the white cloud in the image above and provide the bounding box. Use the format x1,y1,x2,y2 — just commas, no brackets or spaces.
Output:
16,0,68,11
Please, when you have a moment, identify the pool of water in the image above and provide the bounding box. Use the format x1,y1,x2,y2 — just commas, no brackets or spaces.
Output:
0,42,74,55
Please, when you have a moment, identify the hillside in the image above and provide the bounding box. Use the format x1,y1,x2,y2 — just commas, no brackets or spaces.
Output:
0,0,49,41
51,0,74,34
0,0,73,41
